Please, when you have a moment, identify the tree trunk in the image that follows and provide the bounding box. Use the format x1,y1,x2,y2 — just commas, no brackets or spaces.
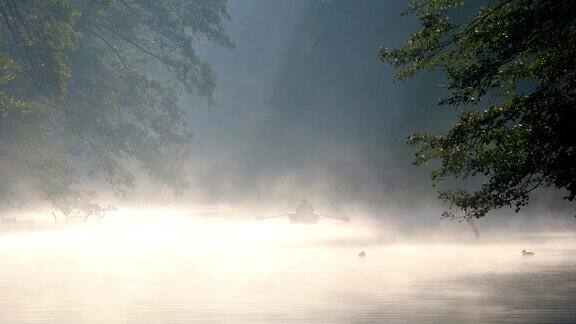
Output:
467,218,480,240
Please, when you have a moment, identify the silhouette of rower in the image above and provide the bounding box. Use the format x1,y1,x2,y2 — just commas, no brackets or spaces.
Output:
290,199,319,224
295,199,313,214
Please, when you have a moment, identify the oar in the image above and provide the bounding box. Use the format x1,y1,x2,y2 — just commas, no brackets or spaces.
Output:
256,213,293,221
314,212,350,222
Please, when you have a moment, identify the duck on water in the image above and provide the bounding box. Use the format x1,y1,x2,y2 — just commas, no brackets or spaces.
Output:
522,250,535,256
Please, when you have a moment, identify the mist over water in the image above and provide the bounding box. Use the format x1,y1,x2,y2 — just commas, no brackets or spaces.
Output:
1,211,575,323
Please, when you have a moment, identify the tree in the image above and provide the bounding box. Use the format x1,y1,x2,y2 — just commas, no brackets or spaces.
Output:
0,0,233,218
380,0,576,220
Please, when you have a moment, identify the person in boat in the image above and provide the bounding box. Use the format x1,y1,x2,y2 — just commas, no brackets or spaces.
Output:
290,199,319,224
257,199,349,224
295,199,313,214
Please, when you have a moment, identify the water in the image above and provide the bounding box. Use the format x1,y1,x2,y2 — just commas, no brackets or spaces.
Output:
0,219,575,323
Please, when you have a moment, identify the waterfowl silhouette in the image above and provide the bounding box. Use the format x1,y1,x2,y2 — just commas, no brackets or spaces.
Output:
522,250,535,256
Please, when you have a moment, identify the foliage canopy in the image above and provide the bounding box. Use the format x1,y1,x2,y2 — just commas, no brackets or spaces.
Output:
380,0,576,219
0,0,232,220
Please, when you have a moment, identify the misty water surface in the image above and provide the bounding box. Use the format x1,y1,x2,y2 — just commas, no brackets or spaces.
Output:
0,214,575,323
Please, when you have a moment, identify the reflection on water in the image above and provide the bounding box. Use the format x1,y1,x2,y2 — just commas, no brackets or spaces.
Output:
0,217,575,323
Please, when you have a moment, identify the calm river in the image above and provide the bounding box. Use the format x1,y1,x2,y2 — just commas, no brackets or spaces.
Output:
0,218,575,323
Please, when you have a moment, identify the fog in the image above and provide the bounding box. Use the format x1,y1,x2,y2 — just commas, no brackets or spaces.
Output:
5,1,572,229
1,1,575,323
1,210,575,323
111,0,572,230
180,0,438,209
